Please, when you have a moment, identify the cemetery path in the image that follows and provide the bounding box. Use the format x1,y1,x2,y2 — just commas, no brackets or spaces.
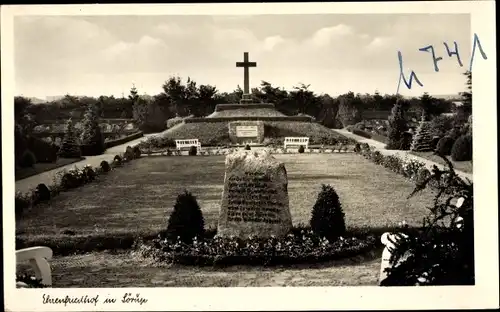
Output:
15,125,180,194
332,129,473,181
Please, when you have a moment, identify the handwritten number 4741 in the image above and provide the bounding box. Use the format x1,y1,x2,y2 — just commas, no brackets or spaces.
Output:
398,33,488,91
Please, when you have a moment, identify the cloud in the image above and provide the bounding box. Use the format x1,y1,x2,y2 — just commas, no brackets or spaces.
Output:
365,36,394,51
308,24,354,47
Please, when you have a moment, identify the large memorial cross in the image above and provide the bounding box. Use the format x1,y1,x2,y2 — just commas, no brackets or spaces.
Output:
236,52,257,95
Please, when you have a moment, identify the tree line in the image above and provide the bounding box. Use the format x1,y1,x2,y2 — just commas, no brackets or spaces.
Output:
16,74,466,133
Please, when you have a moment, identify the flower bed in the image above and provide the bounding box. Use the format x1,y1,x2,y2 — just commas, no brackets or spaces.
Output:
138,145,356,157
138,227,377,266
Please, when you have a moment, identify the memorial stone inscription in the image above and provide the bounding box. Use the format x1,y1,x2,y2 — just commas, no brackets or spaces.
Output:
217,150,292,238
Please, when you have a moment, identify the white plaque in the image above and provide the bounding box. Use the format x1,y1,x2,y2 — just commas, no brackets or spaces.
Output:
236,125,258,137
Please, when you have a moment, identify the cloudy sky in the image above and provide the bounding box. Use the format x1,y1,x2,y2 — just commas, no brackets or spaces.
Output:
14,14,471,99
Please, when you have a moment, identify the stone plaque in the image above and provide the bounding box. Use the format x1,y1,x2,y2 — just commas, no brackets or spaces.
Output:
228,121,264,144
217,150,292,238
236,125,258,138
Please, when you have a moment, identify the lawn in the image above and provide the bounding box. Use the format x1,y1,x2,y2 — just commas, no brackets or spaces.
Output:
410,151,473,174
17,153,434,247
16,153,436,287
15,157,84,181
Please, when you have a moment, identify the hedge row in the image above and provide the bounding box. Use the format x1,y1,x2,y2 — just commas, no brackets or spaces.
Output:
214,103,278,111
185,116,315,123
15,145,142,220
104,131,143,149
354,143,459,191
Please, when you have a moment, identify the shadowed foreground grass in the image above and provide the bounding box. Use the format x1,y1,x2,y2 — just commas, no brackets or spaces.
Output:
18,248,383,287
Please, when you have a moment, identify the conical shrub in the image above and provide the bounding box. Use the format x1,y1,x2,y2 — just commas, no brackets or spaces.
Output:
310,184,346,241
58,118,81,158
410,116,434,152
80,104,105,156
166,190,205,243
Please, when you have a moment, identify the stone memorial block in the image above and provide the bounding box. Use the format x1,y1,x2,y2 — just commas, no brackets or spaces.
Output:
217,150,292,238
228,121,264,145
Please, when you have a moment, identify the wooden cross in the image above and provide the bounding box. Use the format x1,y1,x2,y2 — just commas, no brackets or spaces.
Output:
236,52,257,94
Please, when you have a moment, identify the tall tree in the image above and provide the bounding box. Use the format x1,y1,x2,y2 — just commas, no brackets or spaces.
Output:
58,118,82,158
386,100,409,150
80,103,104,155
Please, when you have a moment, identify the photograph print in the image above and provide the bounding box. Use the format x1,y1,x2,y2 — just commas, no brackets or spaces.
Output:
2,2,497,310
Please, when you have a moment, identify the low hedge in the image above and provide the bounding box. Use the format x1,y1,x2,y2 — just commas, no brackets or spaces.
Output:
138,226,377,266
354,145,455,191
185,116,314,123
352,128,372,139
15,145,142,220
104,131,143,149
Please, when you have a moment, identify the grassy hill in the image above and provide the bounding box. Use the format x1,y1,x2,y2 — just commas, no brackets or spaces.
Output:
138,120,355,150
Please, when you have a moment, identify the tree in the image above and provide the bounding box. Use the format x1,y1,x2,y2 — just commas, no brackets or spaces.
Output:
14,96,37,136
58,118,81,158
80,103,104,155
455,71,472,129
410,114,434,152
337,91,362,126
386,100,409,150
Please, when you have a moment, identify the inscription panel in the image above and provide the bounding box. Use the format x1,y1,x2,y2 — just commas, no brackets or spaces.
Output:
236,126,258,138
226,172,282,224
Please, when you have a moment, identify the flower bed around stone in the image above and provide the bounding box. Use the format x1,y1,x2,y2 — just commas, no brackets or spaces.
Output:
137,227,377,266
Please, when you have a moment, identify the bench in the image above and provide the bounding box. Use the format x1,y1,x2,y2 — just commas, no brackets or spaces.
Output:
283,137,309,149
16,246,53,287
175,139,201,151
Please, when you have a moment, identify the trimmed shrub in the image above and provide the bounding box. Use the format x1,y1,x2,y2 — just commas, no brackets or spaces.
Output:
124,146,135,160
436,136,455,156
353,143,361,153
188,146,197,156
34,183,50,202
166,190,205,243
58,119,81,158
298,145,305,153
82,166,96,183
132,146,141,158
310,184,346,241
19,150,37,168
100,160,111,172
451,135,472,161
